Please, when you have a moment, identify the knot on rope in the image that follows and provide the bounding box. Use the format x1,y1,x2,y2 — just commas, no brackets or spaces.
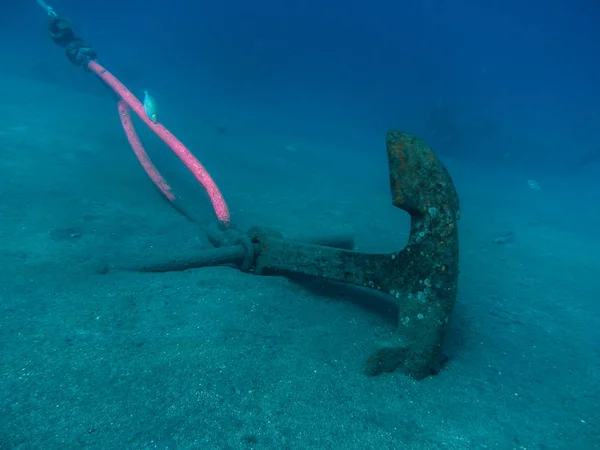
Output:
206,223,255,272
48,17,97,67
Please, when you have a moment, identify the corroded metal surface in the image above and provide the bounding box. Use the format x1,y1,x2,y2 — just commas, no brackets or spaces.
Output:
126,131,460,380
251,131,460,379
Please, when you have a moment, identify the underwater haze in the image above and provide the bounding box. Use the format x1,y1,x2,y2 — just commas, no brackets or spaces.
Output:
1,0,599,449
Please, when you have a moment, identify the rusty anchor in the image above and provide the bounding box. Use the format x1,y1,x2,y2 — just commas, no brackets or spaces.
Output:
124,131,460,380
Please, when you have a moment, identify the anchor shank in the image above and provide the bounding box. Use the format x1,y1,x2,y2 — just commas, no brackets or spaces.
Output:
253,236,394,288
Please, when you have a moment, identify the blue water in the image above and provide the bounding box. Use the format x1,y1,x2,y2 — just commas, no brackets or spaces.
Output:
1,1,598,449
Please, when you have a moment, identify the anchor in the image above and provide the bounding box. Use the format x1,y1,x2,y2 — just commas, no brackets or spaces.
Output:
122,131,460,380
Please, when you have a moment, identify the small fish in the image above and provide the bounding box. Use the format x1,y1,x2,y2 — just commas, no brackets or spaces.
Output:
494,230,515,245
143,90,158,123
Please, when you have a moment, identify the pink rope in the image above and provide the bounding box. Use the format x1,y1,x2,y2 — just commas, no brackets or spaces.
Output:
87,60,231,224
117,101,175,201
